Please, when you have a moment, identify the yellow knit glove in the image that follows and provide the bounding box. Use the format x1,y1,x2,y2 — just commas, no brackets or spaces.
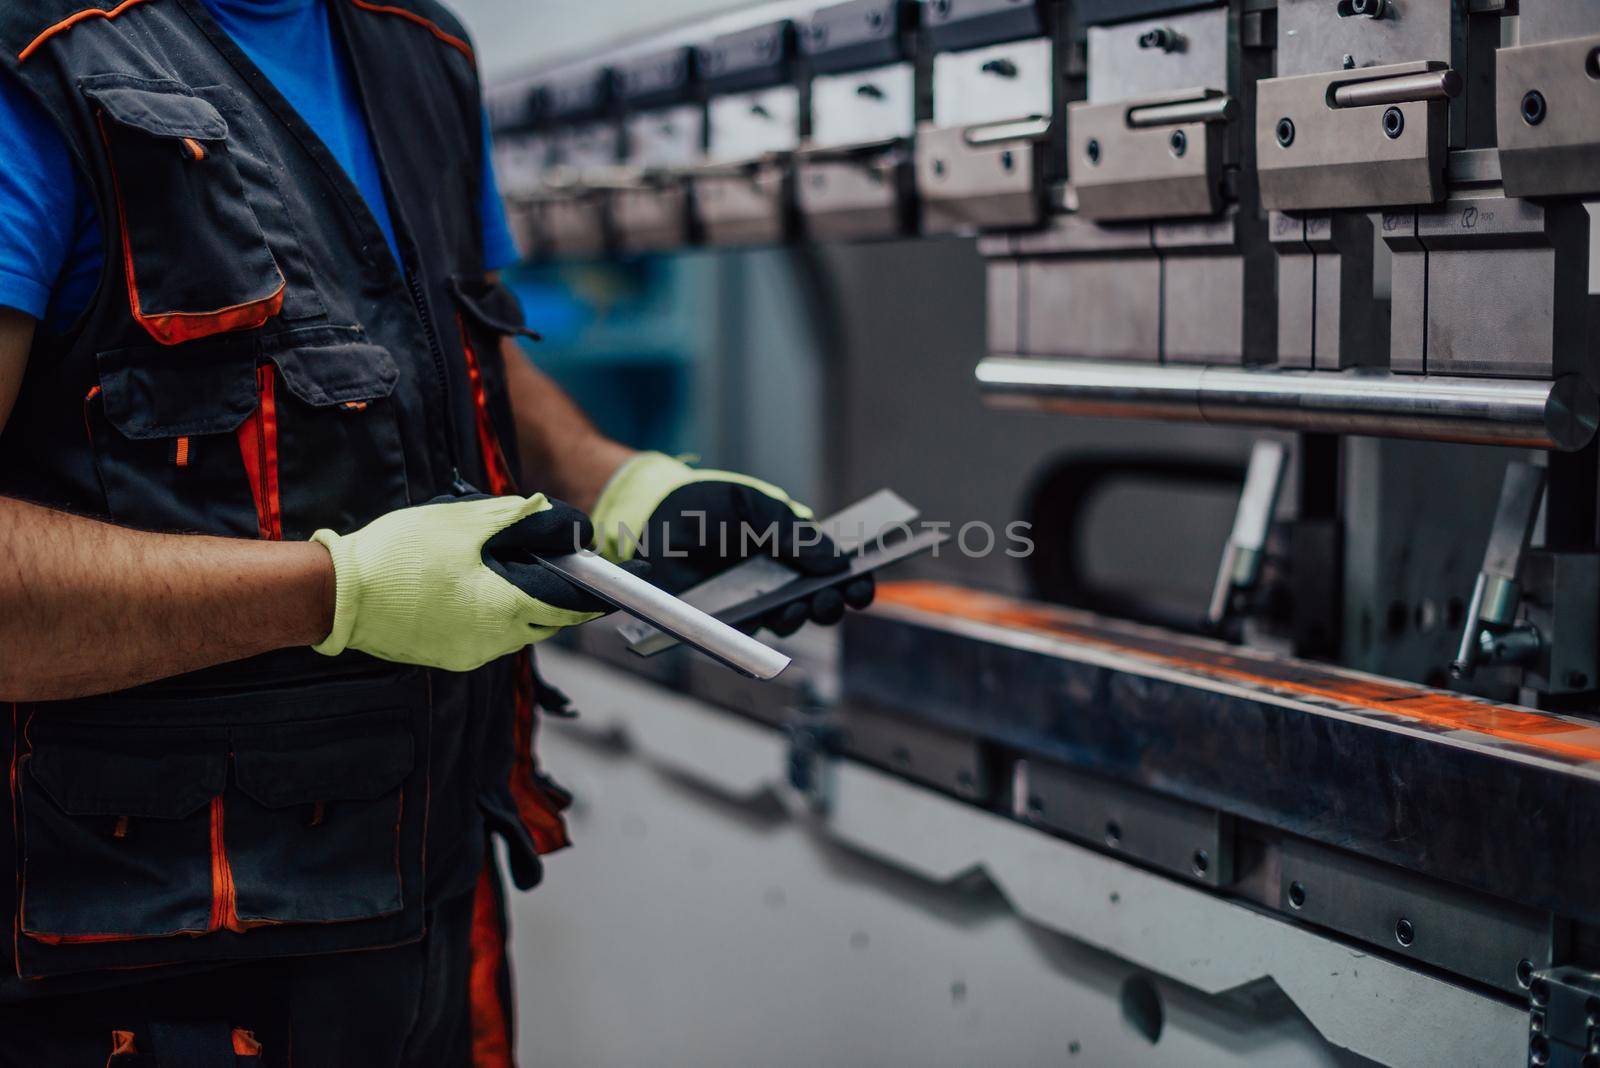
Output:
310,494,602,672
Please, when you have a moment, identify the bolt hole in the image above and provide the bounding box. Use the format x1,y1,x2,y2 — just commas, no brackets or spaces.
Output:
1190,848,1209,877
1168,129,1187,157
1522,90,1547,126
1394,917,1415,947
1000,149,1015,172
1382,106,1405,139
1532,976,1551,1007
1588,47,1600,80
1288,881,1307,909
1530,1035,1551,1066
1086,138,1101,165
1275,117,1295,147
1517,959,1536,988
932,158,946,178
1104,820,1122,847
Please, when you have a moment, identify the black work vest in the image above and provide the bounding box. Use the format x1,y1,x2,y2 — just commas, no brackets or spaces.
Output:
0,0,567,990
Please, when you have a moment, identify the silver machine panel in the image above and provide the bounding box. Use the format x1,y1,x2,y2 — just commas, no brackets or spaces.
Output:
919,33,1059,235
1255,0,1467,371
693,18,804,248
988,2,1275,367
697,86,802,246
1495,0,1600,199
810,63,917,149
528,122,620,261
796,63,918,241
612,107,705,255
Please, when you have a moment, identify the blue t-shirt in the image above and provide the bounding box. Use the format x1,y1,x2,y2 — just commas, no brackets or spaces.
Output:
0,0,518,334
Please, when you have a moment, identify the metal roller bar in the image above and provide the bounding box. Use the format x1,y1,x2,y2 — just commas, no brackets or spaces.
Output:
1330,69,1463,108
1125,95,1237,128
975,356,1600,450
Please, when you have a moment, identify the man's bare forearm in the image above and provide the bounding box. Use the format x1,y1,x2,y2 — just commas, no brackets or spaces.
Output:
501,334,634,512
0,497,334,701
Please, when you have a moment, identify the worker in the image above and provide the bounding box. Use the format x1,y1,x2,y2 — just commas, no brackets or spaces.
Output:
0,0,872,1063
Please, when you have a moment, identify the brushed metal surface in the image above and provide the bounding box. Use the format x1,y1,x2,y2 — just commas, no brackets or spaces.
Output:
975,356,1600,450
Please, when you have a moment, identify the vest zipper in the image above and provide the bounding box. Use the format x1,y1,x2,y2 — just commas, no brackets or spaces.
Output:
406,270,472,496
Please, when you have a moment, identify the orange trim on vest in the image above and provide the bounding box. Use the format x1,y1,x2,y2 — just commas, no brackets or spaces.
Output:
456,323,564,855
468,862,514,1068
82,384,101,445
180,137,207,161
231,1029,262,1056
237,365,283,541
18,0,159,62
96,115,286,346
208,794,243,933
510,652,570,855
457,316,516,496
346,0,474,63
173,436,191,467
106,1029,138,1064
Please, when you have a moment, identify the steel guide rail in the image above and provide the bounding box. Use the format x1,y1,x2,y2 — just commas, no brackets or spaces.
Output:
976,355,1600,451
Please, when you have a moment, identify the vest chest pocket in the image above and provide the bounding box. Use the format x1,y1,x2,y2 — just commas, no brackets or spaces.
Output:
14,679,427,979
83,77,285,346
89,327,411,540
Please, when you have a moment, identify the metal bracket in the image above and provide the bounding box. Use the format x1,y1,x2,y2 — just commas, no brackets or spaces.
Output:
1256,60,1456,211
1528,966,1600,1067
1068,88,1231,220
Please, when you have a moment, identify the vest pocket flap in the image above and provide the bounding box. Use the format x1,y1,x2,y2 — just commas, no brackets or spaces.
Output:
233,709,413,808
268,334,399,408
28,724,227,820
85,82,230,141
97,337,261,439
448,276,541,340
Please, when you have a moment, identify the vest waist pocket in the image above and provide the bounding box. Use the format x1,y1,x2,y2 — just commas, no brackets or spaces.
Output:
14,675,428,979
83,76,285,346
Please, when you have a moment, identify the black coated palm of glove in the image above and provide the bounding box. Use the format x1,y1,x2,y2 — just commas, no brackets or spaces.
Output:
477,494,651,613
589,454,875,639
